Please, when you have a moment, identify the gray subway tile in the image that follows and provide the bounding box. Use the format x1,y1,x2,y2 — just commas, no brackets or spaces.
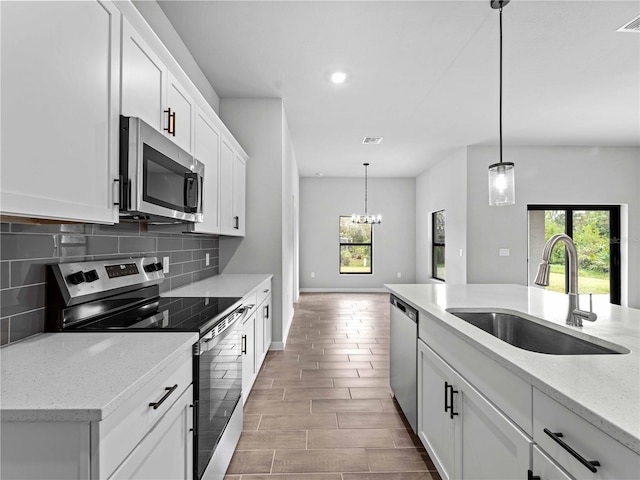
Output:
93,222,140,236
1,261,9,289
1,317,9,346
1,223,10,232
193,268,218,283
9,309,45,343
86,236,119,255
119,236,157,254
183,238,200,250
165,263,184,278
158,237,183,252
200,238,218,249
1,233,56,260
10,259,55,288
182,260,202,274
170,250,192,264
169,273,193,291
0,284,46,318
10,223,89,234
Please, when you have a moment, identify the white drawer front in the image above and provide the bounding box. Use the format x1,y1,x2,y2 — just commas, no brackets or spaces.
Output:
256,279,271,307
533,388,640,480
97,349,192,478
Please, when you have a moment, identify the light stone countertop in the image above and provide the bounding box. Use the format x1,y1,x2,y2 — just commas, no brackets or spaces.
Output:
163,273,273,298
0,331,198,422
385,283,640,454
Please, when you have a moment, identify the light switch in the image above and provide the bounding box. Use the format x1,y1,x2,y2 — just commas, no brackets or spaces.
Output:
163,256,170,273
499,248,510,257
205,253,210,266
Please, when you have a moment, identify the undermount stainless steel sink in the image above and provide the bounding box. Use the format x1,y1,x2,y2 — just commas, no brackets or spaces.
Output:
446,310,628,355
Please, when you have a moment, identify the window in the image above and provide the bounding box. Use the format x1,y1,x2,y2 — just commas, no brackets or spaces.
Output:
432,210,445,281
528,205,621,305
339,216,372,274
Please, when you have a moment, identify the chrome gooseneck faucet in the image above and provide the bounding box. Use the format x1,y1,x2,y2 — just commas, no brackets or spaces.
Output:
534,233,597,327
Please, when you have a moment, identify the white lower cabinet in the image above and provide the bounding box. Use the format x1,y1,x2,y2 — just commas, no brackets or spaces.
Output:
109,385,193,480
418,339,532,480
0,348,193,480
241,310,256,404
531,445,575,480
533,388,640,480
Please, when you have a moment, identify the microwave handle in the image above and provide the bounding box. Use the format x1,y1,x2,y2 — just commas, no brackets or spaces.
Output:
184,173,198,213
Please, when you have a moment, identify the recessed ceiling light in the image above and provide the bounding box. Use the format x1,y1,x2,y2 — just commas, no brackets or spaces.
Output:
315,172,323,177
362,136,383,145
330,71,347,84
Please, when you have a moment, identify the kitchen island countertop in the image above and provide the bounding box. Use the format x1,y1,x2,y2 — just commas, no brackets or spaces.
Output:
385,283,640,454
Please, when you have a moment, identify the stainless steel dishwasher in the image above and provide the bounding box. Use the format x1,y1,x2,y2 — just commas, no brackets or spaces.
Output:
389,294,418,433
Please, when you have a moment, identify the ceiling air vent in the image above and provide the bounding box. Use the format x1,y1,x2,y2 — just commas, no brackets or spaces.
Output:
362,136,383,145
617,14,640,32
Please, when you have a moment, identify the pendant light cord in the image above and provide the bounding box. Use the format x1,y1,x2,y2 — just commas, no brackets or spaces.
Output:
499,4,503,165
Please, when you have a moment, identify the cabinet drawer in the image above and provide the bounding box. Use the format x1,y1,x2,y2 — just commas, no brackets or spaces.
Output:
97,348,192,478
256,279,271,307
533,388,640,480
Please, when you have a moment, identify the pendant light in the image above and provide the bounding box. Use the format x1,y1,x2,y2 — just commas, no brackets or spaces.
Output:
352,163,381,224
488,0,515,206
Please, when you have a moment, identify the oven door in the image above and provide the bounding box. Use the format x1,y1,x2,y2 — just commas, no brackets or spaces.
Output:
193,309,245,479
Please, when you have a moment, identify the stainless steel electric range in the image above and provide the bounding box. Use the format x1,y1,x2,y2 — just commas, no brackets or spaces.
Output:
46,256,247,480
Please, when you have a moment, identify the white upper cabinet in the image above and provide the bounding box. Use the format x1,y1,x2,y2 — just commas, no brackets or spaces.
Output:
193,108,221,234
121,19,194,154
232,154,247,236
0,0,120,224
121,17,166,133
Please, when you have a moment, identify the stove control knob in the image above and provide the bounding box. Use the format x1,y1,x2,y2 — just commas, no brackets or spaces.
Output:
144,263,157,273
155,262,164,272
67,271,86,285
84,270,99,282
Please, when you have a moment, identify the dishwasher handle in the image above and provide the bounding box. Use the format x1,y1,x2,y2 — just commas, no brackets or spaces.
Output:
390,295,418,323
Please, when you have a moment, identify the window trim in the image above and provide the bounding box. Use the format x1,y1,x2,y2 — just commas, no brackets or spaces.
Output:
339,216,373,275
432,210,445,282
528,204,621,305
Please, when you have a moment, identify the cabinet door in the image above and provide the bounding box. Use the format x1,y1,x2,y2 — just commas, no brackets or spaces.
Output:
1,0,120,224
109,386,193,480
456,371,532,480
232,154,247,236
241,312,256,404
121,17,166,133
263,295,272,354
219,140,235,235
193,109,220,234
255,302,265,370
531,445,575,480
417,340,455,480
166,72,194,154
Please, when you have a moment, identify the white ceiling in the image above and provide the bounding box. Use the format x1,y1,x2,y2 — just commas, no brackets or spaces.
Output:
157,0,640,178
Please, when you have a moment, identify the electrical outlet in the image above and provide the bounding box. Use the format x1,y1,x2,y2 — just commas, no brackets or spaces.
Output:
459,249,464,257
163,256,170,273
311,272,315,278
205,253,210,266
499,248,510,257
397,272,402,278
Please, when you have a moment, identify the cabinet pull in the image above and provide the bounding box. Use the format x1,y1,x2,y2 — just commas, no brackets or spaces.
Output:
264,305,269,319
527,470,541,480
444,382,458,419
543,428,600,473
241,334,247,354
164,108,176,136
113,178,121,206
234,216,240,229
263,289,270,293
149,384,178,410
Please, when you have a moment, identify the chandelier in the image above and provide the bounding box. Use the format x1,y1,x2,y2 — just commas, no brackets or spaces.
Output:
488,0,515,206
352,163,381,224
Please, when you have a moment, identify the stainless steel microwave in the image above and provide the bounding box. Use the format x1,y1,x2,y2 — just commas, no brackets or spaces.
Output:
119,115,204,223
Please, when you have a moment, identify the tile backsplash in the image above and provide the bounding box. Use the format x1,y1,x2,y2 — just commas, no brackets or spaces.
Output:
0,221,219,346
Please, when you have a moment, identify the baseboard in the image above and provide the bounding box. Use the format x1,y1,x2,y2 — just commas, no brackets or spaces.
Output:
299,287,388,293
268,308,295,351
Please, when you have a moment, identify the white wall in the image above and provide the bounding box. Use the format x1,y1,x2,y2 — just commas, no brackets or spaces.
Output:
466,146,640,308
219,98,299,347
415,148,468,284
300,177,416,291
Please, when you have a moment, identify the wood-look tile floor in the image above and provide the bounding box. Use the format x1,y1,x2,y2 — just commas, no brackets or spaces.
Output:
224,292,442,480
